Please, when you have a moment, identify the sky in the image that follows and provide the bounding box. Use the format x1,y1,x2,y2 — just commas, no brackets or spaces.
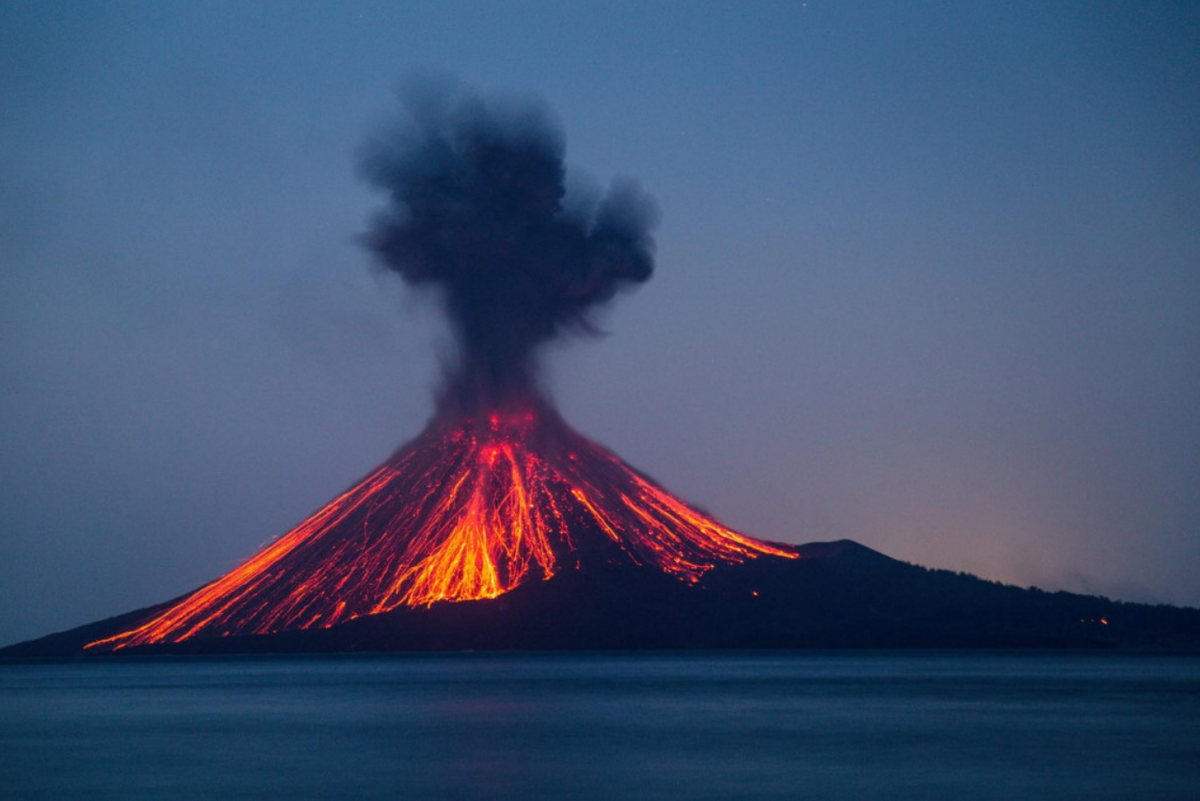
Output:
2,1,1198,647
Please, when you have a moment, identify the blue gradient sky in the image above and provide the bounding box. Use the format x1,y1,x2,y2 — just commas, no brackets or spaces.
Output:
2,1,1198,645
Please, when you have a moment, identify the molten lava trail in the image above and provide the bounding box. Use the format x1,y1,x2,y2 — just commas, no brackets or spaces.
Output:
87,408,796,651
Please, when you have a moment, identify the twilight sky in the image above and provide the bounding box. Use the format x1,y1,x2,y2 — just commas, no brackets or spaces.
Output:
2,1,1198,646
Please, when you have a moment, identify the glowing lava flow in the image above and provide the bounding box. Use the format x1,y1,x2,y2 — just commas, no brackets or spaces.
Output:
86,406,796,651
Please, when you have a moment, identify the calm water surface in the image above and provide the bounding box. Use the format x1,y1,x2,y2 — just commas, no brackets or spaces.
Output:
2,652,1197,799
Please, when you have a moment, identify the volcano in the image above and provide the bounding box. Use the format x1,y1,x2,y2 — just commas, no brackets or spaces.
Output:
7,396,1200,657
82,401,796,653
12,396,1199,657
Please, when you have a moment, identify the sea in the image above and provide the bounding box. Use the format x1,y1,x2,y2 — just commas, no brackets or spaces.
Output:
2,651,1197,799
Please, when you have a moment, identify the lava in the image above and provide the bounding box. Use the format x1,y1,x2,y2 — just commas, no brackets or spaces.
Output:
86,403,796,651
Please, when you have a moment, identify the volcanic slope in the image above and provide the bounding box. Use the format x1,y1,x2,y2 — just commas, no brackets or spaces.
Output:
77,401,796,653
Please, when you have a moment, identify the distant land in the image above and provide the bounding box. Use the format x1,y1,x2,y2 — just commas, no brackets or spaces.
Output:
6,540,1198,658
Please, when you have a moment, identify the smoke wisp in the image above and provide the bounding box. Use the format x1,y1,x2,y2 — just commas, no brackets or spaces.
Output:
361,81,659,413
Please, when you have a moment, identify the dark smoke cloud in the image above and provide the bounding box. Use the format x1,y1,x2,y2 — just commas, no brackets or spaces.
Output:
360,80,659,412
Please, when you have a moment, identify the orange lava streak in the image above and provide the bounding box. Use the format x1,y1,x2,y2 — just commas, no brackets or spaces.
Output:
86,406,796,651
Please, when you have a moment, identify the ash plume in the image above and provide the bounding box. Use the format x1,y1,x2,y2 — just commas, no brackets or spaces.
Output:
360,80,659,412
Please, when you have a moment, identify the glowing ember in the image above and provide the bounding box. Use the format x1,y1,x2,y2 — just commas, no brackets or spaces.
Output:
86,403,795,651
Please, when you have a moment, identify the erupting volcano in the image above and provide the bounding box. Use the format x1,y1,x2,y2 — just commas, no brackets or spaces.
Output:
14,81,1192,659
80,81,797,653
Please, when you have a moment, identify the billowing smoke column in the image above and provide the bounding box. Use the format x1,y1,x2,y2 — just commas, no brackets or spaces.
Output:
360,81,659,412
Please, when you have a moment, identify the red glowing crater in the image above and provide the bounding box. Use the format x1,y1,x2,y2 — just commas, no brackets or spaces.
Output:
87,403,796,651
